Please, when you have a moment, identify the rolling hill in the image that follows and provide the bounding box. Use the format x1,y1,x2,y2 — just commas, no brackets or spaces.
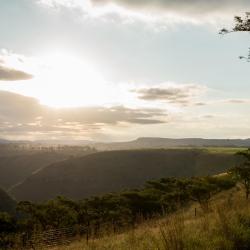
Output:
0,188,16,213
10,149,238,202
0,144,97,190
0,152,68,190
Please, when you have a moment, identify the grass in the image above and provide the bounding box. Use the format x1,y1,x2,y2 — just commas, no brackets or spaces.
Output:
47,186,250,250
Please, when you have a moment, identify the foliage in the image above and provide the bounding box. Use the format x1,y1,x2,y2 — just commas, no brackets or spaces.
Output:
229,149,250,199
0,174,236,249
50,187,250,250
220,13,250,61
220,14,250,34
0,212,16,249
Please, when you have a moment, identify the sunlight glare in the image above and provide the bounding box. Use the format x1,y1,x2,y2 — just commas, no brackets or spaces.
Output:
35,52,111,108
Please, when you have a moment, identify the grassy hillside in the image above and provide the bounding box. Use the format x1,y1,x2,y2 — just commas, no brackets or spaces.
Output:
0,145,96,190
0,152,67,190
51,187,250,250
0,188,16,213
11,149,238,201
2,173,235,249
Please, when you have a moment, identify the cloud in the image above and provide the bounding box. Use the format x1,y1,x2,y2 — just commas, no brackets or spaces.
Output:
0,91,42,122
0,91,167,139
38,0,250,24
132,84,205,106
198,98,250,106
0,50,33,81
53,106,166,125
0,65,33,81
91,0,250,15
225,99,250,104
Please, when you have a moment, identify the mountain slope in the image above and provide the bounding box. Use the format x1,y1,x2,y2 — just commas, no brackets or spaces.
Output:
0,188,16,213
0,152,68,190
10,149,238,202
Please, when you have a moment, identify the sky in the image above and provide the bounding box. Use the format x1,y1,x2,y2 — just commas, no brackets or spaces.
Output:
0,0,250,141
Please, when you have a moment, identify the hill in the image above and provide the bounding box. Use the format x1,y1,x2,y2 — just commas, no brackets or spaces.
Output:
93,137,250,150
0,152,68,190
0,188,16,213
10,149,238,202
0,144,96,190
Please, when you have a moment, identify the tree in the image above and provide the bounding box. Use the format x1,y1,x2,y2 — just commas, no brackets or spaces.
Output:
0,212,16,249
229,149,250,199
188,177,218,212
220,13,250,61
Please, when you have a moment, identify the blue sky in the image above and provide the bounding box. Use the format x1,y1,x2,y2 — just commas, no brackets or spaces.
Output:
0,0,250,141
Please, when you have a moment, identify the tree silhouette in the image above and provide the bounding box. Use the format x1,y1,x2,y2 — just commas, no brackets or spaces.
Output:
220,13,250,61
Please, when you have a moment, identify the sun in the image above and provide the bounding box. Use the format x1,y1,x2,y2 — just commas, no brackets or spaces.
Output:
33,52,110,108
0,51,131,108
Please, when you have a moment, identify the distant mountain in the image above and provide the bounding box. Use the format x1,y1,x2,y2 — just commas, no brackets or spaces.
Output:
0,188,16,213
0,139,10,144
10,149,238,202
1,137,250,149
93,137,250,150
33,139,95,145
0,138,94,145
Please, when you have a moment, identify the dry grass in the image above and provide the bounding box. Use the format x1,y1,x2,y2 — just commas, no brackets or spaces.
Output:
48,186,250,250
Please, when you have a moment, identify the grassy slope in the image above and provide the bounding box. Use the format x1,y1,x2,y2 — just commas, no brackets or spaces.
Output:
51,186,250,250
11,149,238,201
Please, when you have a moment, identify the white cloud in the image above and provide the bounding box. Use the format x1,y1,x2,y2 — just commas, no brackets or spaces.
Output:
0,50,33,81
37,0,250,24
0,91,167,140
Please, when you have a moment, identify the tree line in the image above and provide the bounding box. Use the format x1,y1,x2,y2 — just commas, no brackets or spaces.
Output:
0,175,235,248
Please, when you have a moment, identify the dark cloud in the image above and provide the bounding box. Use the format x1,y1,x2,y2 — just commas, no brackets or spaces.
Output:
0,91,167,138
0,65,33,81
91,0,250,15
0,91,42,122
133,84,204,105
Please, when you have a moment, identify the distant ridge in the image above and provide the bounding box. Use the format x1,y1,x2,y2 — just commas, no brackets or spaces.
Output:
135,137,250,147
93,137,250,150
1,137,250,150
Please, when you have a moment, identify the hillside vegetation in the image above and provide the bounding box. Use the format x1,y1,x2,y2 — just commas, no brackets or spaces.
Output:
0,174,235,249
10,149,238,201
52,187,250,250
